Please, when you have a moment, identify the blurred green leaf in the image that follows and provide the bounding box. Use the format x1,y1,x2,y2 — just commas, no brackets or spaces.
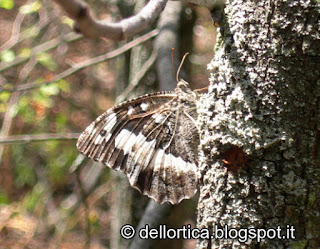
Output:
0,0,14,9
0,103,7,113
1,50,15,62
40,84,60,96
56,113,67,130
32,91,54,108
17,96,36,122
0,92,10,112
19,48,32,58
57,79,71,92
20,0,41,14
0,191,9,204
2,83,13,90
37,52,57,71
23,183,45,212
61,16,74,27
18,95,31,108
24,26,40,38
14,162,37,188
0,91,11,102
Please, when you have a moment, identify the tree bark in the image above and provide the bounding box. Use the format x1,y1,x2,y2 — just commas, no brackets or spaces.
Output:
197,0,320,248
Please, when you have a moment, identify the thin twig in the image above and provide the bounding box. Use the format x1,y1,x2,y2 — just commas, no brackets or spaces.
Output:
0,59,38,161
2,29,159,93
75,165,91,249
0,32,82,73
0,92,20,162
35,165,65,236
53,0,168,40
1,7,59,51
0,10,26,51
0,133,80,144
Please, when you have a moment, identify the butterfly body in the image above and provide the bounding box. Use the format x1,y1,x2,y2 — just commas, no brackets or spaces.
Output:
77,80,200,204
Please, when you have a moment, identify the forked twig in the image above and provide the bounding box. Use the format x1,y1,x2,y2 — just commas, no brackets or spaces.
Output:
2,29,158,93
53,0,168,40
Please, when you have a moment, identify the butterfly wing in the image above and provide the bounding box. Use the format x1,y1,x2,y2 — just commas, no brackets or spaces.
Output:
77,91,199,204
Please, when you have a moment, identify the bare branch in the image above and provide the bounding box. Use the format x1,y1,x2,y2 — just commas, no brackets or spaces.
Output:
129,201,172,249
0,92,20,163
155,1,183,91
53,0,168,40
1,7,60,52
0,10,26,51
0,133,80,144
1,29,158,93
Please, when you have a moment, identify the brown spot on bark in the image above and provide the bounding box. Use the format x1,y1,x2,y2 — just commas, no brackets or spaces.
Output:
221,145,249,171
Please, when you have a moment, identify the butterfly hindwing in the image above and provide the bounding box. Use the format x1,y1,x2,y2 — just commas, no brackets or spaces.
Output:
77,82,199,204
128,108,199,204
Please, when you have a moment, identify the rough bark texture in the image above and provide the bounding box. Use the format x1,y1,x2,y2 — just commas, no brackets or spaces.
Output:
197,0,320,248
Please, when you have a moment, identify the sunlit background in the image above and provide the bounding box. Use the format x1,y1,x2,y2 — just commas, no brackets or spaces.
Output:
0,0,217,248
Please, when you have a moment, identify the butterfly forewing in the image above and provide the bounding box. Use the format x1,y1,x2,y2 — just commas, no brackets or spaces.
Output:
77,82,199,204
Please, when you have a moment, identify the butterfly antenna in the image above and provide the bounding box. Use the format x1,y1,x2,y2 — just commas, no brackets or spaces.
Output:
176,52,189,82
171,48,176,79
194,85,209,92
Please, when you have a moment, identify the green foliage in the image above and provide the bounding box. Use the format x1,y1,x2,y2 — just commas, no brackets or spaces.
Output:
308,191,316,205
17,95,36,122
45,141,75,184
24,26,40,38
39,84,60,96
61,16,74,27
56,79,71,93
15,163,37,188
19,48,32,58
12,146,37,188
19,0,41,14
23,183,45,212
55,113,67,131
17,81,61,120
36,52,57,71
89,210,100,232
0,92,11,113
12,140,78,196
0,191,9,204
1,49,15,62
0,0,14,10
0,91,10,102
291,240,308,248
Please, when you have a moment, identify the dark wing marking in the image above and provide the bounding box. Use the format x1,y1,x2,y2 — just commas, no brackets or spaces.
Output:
77,91,199,204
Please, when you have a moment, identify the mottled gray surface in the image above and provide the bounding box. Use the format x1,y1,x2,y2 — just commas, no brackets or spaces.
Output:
196,0,320,248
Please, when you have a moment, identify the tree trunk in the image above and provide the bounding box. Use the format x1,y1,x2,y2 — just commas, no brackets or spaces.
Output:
197,0,320,248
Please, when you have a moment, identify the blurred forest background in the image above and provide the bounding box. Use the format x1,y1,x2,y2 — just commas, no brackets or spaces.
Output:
0,0,217,248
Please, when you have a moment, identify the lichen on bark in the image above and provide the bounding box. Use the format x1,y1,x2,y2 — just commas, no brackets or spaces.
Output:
196,0,320,248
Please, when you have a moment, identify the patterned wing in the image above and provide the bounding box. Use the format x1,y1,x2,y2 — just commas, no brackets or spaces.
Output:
77,91,199,204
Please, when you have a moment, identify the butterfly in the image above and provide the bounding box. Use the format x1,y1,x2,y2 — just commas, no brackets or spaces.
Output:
77,79,200,205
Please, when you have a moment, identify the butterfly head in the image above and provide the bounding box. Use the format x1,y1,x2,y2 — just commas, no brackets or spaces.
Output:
176,79,189,89
175,79,199,101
